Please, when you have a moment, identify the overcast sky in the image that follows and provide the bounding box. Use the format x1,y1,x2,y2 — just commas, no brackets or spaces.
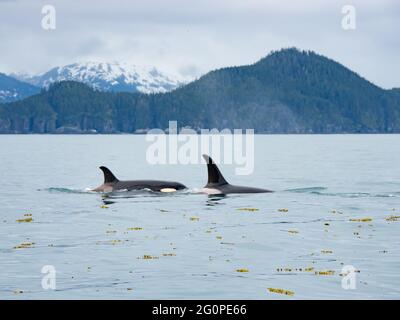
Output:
0,0,399,88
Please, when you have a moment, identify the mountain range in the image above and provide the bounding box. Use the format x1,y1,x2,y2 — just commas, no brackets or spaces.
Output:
0,62,187,103
12,61,187,94
0,73,40,103
1,48,399,134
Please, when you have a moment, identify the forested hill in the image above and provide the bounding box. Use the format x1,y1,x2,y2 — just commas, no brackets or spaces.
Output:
1,48,399,133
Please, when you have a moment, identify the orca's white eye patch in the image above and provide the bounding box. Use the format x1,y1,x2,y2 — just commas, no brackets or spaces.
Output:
160,188,177,193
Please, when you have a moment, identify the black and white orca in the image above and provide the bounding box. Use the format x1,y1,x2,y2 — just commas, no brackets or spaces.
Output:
92,166,187,193
201,154,273,195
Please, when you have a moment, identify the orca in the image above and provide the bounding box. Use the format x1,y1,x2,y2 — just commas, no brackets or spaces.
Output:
201,154,273,195
92,166,187,193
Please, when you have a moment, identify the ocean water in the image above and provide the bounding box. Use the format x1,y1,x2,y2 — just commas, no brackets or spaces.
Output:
0,134,399,300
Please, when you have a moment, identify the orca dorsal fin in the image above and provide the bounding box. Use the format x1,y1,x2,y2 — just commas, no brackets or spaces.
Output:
99,166,119,183
202,154,228,186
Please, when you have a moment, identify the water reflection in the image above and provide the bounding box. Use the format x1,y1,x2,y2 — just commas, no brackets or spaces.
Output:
205,194,226,206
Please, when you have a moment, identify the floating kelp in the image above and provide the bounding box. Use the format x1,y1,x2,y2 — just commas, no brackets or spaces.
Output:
237,208,259,212
268,288,294,296
110,240,122,245
127,227,143,231
13,289,24,294
276,268,294,272
386,215,400,222
315,270,335,276
190,217,200,221
236,268,249,273
100,205,109,209
16,217,33,223
162,253,176,257
349,218,372,222
278,208,289,212
216,236,223,240
220,242,235,245
321,250,333,254
276,267,314,273
287,230,299,234
339,269,360,276
13,242,35,249
141,255,159,260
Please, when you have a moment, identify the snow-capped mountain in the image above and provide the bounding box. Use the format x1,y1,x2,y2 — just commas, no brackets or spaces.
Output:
13,62,188,94
0,73,40,103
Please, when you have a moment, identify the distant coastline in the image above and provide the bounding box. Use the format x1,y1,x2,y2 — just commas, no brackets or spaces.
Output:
1,48,399,134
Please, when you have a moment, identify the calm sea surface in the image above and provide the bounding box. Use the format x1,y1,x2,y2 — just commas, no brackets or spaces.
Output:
0,135,399,299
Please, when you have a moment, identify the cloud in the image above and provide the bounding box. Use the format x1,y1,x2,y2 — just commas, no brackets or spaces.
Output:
0,0,399,88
